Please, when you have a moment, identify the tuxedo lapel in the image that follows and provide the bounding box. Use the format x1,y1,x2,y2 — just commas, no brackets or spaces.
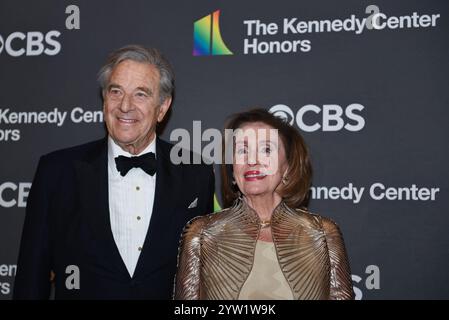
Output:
134,138,183,277
73,139,130,280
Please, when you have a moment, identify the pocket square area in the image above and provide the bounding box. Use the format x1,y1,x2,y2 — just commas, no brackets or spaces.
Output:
188,198,198,209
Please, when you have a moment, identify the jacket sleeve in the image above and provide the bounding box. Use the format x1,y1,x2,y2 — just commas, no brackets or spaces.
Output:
13,156,52,299
322,218,354,300
173,217,206,300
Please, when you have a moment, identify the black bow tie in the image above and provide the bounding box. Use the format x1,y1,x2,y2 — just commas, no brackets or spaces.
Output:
115,152,157,177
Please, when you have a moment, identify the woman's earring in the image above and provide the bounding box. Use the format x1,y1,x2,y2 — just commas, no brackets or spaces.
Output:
237,189,243,199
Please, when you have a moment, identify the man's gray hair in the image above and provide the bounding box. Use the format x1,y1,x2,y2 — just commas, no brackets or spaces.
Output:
98,45,175,105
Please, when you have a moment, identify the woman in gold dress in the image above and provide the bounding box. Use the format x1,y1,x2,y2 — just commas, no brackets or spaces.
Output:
174,108,354,300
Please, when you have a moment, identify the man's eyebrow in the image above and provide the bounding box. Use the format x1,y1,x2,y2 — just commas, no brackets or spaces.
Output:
106,84,153,96
136,86,153,95
107,83,122,90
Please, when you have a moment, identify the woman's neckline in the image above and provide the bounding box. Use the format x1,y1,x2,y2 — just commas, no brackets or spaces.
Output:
257,239,274,244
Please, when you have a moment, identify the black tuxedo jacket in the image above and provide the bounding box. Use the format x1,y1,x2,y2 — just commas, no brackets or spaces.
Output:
13,138,214,299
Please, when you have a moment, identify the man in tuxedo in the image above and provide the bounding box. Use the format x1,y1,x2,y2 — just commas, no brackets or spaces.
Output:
13,45,214,299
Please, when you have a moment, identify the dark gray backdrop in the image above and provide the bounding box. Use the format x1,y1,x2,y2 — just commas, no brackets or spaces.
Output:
0,0,448,299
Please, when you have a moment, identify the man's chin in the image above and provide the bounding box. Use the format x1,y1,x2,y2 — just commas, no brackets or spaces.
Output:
111,136,137,147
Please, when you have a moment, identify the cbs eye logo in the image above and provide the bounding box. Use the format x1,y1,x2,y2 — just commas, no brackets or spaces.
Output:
269,103,365,132
269,104,295,125
0,31,61,57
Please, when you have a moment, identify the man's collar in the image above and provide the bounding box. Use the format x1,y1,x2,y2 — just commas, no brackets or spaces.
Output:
108,136,157,174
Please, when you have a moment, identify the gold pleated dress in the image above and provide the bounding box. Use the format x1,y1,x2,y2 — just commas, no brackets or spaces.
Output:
174,200,354,300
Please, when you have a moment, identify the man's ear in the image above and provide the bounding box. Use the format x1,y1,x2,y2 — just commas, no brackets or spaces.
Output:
157,97,172,122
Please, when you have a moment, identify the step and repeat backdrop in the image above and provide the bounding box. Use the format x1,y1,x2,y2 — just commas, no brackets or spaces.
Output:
0,0,448,299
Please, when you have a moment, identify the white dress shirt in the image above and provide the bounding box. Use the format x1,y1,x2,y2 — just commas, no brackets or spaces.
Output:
107,136,156,277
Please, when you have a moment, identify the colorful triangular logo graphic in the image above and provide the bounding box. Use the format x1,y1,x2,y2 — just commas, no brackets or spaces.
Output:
193,10,233,56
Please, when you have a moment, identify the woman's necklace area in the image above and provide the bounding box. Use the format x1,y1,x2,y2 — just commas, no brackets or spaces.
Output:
260,219,271,228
